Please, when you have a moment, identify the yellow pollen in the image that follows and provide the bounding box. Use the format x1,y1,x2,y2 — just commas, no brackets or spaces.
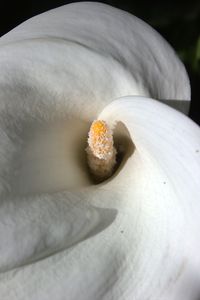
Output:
88,120,113,160
91,120,107,137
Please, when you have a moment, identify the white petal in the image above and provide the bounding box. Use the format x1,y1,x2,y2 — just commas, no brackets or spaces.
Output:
0,2,190,118
0,98,199,300
0,3,197,300
0,192,116,272
98,96,200,299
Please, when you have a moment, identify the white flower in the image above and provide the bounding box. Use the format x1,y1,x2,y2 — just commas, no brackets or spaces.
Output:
0,2,199,300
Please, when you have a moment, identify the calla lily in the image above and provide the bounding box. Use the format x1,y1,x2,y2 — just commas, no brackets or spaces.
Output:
0,2,199,300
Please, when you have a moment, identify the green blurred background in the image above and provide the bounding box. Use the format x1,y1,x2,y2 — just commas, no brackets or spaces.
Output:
1,0,200,125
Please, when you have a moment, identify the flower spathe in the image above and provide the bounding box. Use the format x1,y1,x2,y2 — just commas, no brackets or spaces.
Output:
0,2,199,300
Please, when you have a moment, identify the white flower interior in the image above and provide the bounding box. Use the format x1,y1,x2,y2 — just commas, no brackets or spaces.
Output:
5,116,134,196
0,3,199,300
9,118,91,195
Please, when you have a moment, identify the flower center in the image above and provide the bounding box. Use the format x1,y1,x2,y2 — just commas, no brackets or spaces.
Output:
86,120,117,182
88,120,113,160
6,116,134,196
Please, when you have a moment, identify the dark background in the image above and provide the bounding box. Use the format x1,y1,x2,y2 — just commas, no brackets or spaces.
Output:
0,0,199,125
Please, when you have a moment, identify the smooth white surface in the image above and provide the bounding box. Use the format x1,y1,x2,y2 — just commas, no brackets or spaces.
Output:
0,2,199,300
0,2,190,113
